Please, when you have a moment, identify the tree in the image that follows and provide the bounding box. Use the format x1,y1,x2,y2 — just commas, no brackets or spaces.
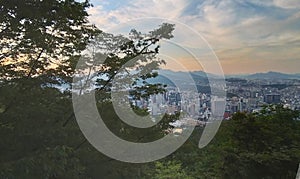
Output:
0,0,100,80
0,0,100,118
0,1,179,178
152,161,192,179
69,23,176,151
220,106,300,178
144,106,300,179
0,0,96,178
75,23,175,99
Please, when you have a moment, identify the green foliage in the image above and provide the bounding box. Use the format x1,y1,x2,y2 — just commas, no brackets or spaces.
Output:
0,146,86,179
143,106,300,179
0,0,100,80
0,1,177,178
152,161,192,179
82,23,176,101
220,107,300,179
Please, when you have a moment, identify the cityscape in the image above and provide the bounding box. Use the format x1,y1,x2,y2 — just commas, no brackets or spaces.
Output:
129,70,300,123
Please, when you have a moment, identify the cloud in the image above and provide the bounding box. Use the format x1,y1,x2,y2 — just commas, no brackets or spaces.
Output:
273,0,300,9
88,0,189,31
87,5,117,30
87,0,300,73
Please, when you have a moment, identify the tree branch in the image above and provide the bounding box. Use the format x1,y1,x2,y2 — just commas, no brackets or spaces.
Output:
27,48,45,78
62,37,159,127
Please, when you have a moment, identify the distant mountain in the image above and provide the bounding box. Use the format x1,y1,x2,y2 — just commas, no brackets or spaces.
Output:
147,69,210,86
150,70,300,83
146,69,216,93
242,71,300,79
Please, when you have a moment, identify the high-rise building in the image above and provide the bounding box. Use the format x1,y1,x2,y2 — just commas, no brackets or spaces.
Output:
211,97,226,118
264,94,281,104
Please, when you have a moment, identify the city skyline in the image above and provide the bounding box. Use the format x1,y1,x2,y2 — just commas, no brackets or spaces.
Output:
87,0,300,74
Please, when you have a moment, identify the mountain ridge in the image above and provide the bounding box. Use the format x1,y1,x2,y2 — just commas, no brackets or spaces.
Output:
157,69,300,80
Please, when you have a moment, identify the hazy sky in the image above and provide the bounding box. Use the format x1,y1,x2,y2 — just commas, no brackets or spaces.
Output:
87,0,300,74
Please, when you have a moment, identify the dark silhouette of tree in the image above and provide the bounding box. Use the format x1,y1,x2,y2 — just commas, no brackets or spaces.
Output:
0,0,100,80
0,1,178,178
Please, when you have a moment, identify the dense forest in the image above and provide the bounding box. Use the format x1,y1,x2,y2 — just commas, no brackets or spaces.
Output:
1,0,300,178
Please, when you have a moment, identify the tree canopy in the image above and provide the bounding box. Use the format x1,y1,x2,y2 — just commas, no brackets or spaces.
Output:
0,0,178,178
0,0,100,81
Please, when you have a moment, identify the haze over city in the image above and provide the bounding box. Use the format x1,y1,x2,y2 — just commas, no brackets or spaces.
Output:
87,0,300,74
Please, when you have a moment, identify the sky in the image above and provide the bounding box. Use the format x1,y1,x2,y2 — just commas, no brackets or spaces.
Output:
86,0,300,74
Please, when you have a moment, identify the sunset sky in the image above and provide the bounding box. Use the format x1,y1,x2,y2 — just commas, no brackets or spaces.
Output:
86,0,300,74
